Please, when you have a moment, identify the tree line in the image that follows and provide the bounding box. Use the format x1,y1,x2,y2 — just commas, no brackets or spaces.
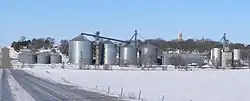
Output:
11,36,69,55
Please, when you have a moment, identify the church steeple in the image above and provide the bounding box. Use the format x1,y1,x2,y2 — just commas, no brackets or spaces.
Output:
178,29,183,41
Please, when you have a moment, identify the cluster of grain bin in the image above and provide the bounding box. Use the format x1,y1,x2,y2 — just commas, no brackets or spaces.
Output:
68,34,159,66
18,49,62,64
210,48,242,67
36,52,62,64
69,34,121,65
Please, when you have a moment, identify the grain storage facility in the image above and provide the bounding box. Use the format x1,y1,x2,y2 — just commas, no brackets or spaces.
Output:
50,52,62,64
37,52,50,64
18,52,36,64
139,43,158,65
69,34,93,64
119,44,137,66
221,51,233,67
103,40,117,65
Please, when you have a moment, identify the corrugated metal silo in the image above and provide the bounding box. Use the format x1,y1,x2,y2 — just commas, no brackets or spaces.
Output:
37,52,50,64
69,34,93,64
50,52,62,64
18,52,36,64
139,43,158,65
103,40,117,65
213,48,221,62
221,51,233,67
233,49,241,61
119,44,137,65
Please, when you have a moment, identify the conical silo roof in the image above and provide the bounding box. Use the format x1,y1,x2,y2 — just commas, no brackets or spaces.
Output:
71,34,90,41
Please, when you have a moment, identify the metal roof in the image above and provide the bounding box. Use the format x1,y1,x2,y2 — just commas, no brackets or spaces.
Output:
139,43,157,49
122,43,135,47
103,40,114,44
71,35,90,41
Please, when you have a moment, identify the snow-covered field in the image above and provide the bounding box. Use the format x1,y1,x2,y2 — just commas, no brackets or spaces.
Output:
22,66,250,101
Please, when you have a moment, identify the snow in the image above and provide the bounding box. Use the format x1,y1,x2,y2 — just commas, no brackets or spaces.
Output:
9,47,18,59
22,66,250,101
6,69,35,101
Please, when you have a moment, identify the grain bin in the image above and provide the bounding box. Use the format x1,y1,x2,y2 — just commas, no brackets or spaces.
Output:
103,40,117,65
50,52,62,64
213,48,221,62
119,44,137,65
37,52,50,64
221,51,233,68
233,49,241,61
18,52,36,64
69,34,93,64
139,43,158,65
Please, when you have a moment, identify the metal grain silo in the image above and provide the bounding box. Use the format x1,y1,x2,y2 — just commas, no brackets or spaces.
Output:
18,52,36,64
233,49,241,61
37,52,50,64
50,53,62,64
139,43,158,65
221,51,233,68
103,40,117,65
213,48,221,62
69,34,93,64
119,44,137,65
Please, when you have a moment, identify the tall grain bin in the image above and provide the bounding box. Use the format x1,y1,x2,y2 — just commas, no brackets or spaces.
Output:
139,43,158,65
119,44,137,65
69,34,93,64
37,52,50,64
18,52,36,64
233,49,241,61
103,40,117,65
233,49,241,66
213,48,221,62
50,52,62,64
221,51,233,68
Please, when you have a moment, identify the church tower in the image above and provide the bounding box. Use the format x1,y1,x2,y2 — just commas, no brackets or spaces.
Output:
178,29,184,41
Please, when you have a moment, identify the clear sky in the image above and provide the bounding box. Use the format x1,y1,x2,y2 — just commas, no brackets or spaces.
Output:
1,0,250,46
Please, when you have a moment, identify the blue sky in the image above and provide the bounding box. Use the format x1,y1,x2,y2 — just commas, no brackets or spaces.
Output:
1,0,250,46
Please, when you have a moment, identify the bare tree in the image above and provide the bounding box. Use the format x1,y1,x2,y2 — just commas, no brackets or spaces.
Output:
60,40,69,56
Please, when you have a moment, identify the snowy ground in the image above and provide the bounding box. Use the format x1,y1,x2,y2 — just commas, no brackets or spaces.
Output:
21,66,250,101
